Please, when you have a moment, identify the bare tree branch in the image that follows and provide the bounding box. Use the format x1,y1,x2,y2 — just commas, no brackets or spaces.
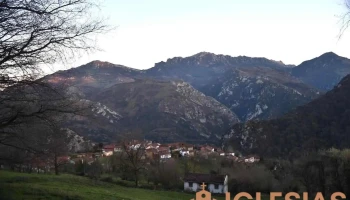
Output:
0,0,110,83
338,0,350,39
0,0,109,156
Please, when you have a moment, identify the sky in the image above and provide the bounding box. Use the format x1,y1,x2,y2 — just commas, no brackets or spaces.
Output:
51,0,350,72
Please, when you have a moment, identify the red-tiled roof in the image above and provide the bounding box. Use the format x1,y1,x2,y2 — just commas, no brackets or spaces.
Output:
158,150,170,155
168,142,186,148
57,156,70,163
103,144,115,149
158,146,170,151
184,173,226,184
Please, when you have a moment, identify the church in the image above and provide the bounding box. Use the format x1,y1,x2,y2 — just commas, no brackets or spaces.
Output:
183,173,228,194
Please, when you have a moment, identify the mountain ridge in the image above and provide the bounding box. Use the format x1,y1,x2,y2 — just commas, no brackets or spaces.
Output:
39,51,350,145
223,74,350,158
291,51,350,91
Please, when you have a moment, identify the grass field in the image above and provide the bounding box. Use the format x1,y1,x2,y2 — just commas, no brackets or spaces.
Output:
0,170,228,200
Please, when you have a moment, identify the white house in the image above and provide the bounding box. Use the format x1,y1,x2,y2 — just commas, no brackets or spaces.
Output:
226,152,235,156
114,145,123,152
159,151,171,159
180,150,190,157
183,173,228,194
103,151,113,157
244,155,260,163
146,143,160,150
130,143,141,150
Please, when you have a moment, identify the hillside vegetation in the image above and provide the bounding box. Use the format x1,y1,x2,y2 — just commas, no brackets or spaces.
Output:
0,171,203,200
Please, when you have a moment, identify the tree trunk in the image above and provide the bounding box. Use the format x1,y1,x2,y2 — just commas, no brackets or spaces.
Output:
135,171,138,187
28,165,32,174
54,154,59,175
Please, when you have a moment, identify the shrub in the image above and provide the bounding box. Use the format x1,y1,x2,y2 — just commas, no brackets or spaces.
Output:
100,176,114,183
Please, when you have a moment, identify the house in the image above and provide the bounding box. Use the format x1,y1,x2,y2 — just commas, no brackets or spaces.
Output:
159,150,171,160
102,144,115,156
57,156,70,164
146,143,160,150
183,173,228,194
169,142,187,151
158,144,170,152
103,151,113,157
128,140,144,149
103,144,115,151
114,145,123,152
186,145,194,151
201,145,215,153
244,155,260,163
179,150,190,157
226,152,235,157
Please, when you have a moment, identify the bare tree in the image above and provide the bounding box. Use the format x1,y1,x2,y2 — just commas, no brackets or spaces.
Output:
0,0,108,83
118,140,147,187
45,126,72,175
339,0,350,38
148,158,180,189
86,160,103,181
0,0,109,153
0,82,90,154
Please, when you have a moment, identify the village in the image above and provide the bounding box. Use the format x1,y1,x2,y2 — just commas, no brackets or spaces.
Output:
60,140,261,194
65,140,260,165
0,139,261,194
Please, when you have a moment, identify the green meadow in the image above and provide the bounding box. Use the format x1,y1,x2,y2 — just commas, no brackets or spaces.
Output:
0,171,223,200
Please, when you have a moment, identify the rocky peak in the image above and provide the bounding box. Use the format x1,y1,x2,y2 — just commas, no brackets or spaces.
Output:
82,60,138,71
291,52,350,91
319,52,339,59
87,60,114,67
152,52,289,71
299,52,345,67
192,51,219,60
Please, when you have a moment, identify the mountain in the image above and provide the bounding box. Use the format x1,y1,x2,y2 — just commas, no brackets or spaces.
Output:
223,74,350,158
85,79,239,143
147,52,320,121
45,60,143,98
41,52,350,145
203,67,319,121
45,64,239,144
147,52,292,88
292,52,350,91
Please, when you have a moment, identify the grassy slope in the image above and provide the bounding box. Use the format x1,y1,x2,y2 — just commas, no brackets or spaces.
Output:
0,171,226,200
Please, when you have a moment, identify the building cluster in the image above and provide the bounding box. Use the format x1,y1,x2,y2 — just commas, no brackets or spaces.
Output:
4,139,259,194
91,140,260,163
23,140,260,173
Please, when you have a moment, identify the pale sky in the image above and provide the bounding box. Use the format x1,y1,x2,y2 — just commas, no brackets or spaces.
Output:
51,0,350,72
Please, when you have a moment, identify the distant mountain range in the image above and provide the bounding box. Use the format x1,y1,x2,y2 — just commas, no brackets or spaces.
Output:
45,61,239,144
41,51,350,145
291,52,350,91
223,74,350,158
